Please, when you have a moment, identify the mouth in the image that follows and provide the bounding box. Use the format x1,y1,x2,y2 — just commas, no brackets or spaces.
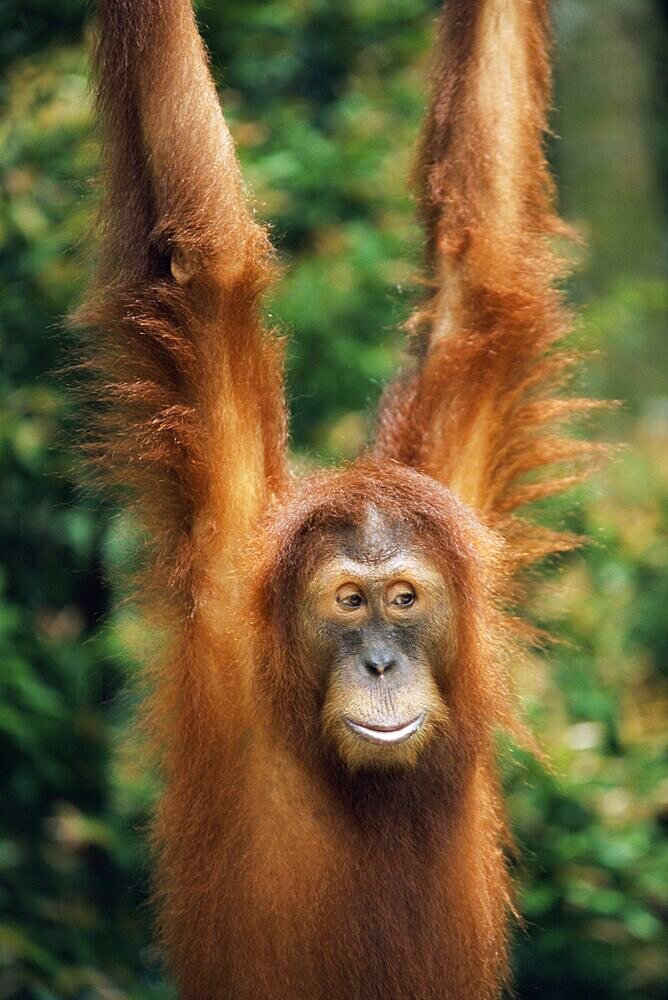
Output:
344,713,425,746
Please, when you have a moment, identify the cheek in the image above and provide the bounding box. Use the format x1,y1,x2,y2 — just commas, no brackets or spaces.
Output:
311,622,364,669
415,611,455,672
294,618,364,705
392,620,451,678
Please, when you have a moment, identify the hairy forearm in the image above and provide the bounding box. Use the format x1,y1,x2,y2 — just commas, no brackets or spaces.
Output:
418,0,558,296
92,0,267,283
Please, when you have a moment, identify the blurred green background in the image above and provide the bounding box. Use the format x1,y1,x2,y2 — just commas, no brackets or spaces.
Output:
1,0,666,997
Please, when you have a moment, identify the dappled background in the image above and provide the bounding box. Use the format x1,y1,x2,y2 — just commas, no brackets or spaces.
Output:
1,0,666,997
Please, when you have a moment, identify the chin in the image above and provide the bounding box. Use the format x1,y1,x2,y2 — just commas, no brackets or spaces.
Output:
323,707,446,771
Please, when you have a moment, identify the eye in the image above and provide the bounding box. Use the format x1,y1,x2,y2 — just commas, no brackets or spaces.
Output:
386,581,416,608
336,585,366,610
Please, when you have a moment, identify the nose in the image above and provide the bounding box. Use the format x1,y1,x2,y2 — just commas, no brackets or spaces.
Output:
363,649,397,676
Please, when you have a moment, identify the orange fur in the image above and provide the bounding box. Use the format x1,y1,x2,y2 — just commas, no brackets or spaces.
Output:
71,1,601,997
375,0,604,582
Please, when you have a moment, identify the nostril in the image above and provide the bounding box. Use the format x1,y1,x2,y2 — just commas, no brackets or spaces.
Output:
364,654,396,676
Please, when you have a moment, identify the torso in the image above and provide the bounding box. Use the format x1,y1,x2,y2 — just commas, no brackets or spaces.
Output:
175,738,508,1000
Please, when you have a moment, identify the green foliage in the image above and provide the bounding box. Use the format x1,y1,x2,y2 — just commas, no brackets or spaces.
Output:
506,440,668,998
0,1,666,997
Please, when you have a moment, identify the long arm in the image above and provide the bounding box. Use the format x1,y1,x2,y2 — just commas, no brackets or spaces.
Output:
376,0,602,570
72,0,287,787
77,0,290,607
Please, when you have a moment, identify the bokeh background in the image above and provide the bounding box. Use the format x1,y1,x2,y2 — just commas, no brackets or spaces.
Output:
1,0,666,997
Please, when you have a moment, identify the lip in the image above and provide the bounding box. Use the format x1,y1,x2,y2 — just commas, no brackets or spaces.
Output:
345,713,425,746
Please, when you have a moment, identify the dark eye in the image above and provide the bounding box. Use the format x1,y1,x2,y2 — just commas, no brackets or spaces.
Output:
386,581,416,608
336,585,365,610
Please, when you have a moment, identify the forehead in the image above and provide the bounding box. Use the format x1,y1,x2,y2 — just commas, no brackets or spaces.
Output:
339,506,410,563
306,507,443,586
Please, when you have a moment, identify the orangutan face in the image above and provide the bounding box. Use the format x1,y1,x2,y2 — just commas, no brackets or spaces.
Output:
299,511,453,769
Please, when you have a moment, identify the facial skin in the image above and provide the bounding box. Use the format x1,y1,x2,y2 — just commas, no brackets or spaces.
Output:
299,513,453,770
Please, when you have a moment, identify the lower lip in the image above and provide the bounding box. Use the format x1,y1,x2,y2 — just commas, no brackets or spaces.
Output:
345,713,425,746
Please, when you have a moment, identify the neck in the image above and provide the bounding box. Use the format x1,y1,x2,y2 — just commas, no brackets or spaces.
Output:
320,737,468,829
